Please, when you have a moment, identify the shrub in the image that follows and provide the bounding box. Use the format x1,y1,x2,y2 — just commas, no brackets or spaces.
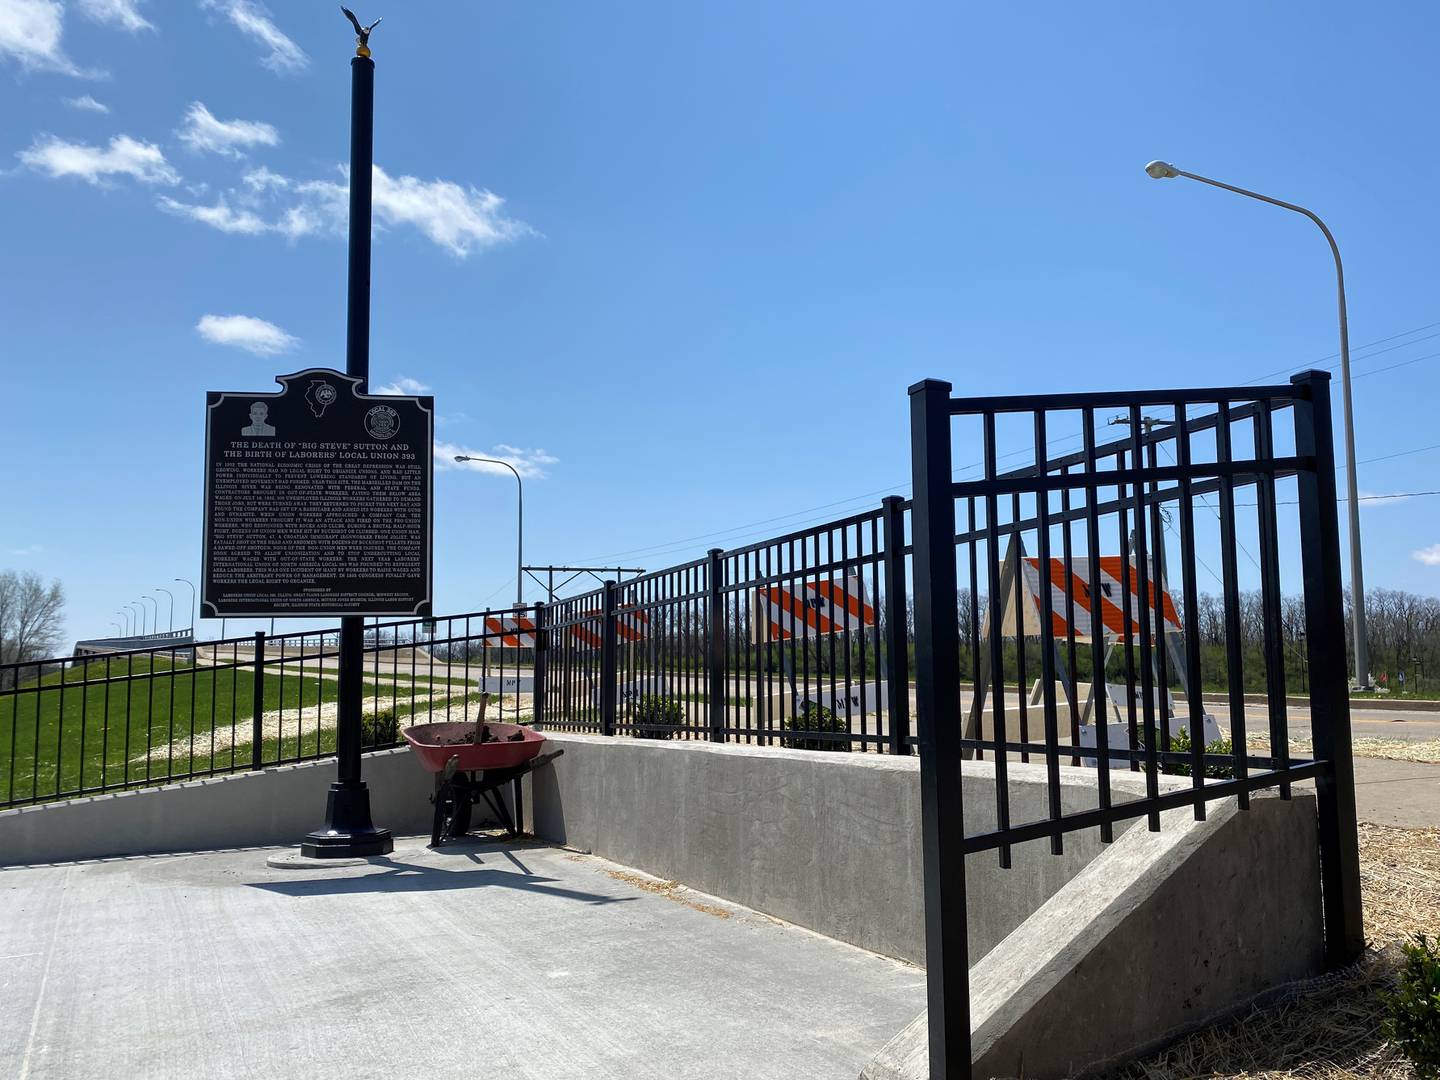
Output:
780,701,850,752
632,696,684,739
1167,727,1235,778
362,708,400,747
1383,934,1440,1077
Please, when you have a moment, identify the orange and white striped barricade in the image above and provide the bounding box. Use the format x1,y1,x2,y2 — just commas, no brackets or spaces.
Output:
750,575,881,721
749,573,876,642
481,613,537,648
999,556,1182,643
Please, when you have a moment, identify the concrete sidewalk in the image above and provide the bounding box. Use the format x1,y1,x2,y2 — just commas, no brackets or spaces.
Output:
0,836,925,1080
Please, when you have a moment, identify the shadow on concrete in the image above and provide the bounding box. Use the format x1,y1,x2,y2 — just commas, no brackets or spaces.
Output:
249,855,631,905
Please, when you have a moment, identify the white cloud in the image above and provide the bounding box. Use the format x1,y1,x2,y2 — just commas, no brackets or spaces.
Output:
196,313,298,356
75,0,151,32
177,101,278,157
437,442,559,480
374,376,432,396
0,0,89,75
158,194,267,234
8,543,44,557
298,165,532,257
64,93,109,113
1414,544,1440,567
162,163,531,258
203,0,306,72
18,133,177,185
241,164,288,191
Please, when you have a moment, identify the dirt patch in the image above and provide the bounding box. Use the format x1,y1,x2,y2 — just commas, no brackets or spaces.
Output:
604,869,733,919
1111,823,1440,1079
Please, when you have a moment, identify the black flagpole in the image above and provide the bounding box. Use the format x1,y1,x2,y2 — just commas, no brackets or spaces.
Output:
303,13,392,858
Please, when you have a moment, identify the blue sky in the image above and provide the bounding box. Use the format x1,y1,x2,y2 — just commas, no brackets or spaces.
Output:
2,0,1438,645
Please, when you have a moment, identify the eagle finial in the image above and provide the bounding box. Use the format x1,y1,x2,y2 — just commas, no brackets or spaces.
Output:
340,7,381,57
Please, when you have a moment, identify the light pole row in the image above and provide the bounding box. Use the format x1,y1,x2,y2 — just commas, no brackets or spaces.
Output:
113,577,197,639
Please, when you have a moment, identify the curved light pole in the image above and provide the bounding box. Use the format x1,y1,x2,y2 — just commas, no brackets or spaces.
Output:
155,587,175,633
141,596,158,637
111,621,124,638
1145,159,1371,689
174,577,196,633
128,602,145,637
454,456,524,606
117,610,131,636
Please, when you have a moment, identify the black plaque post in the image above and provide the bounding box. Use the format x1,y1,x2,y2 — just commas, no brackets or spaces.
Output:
303,16,392,858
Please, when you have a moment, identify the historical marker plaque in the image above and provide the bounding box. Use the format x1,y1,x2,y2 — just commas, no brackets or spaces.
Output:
202,368,433,617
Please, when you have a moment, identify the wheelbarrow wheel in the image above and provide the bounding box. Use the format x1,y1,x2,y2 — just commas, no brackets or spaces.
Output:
430,774,473,846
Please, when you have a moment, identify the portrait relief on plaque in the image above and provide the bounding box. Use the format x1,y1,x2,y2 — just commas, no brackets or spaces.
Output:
241,402,276,437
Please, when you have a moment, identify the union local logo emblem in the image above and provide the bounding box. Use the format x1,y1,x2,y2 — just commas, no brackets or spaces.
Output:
364,404,400,440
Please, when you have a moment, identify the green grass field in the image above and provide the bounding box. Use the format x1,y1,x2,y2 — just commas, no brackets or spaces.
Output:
0,656,484,806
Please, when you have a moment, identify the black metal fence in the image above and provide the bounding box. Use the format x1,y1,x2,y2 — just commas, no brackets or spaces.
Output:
2,372,1363,1080
0,612,538,808
908,370,1363,1077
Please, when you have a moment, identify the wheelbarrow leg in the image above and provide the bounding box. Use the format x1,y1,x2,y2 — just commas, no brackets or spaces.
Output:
478,783,518,838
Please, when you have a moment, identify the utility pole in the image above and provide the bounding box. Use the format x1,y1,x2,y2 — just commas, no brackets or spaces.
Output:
302,8,392,859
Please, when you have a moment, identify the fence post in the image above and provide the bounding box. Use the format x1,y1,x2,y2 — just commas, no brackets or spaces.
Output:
1291,369,1365,967
706,548,726,742
600,582,618,737
532,602,548,731
882,496,913,755
908,378,970,1079
251,631,265,770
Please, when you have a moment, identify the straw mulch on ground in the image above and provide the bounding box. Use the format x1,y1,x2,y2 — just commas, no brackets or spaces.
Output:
1111,823,1440,1079
1245,734,1440,766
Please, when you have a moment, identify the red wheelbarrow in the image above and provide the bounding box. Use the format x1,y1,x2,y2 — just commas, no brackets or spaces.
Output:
402,697,561,846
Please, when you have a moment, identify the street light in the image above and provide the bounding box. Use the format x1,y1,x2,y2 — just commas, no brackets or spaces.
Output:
111,621,123,638
128,602,144,636
454,456,524,607
141,596,158,637
118,610,131,636
174,577,196,633
1145,159,1372,689
155,586,175,633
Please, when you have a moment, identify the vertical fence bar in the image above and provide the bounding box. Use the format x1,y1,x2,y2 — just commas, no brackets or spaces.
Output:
1081,409,1114,844
600,582,618,737
908,379,971,1080
1214,401,1250,806
982,412,1013,868
881,496,912,755
1173,405,1207,818
1129,410,1161,830
1254,403,1291,798
1290,370,1364,967
251,631,265,770
706,548,726,742
1033,411,1064,855
533,602,548,730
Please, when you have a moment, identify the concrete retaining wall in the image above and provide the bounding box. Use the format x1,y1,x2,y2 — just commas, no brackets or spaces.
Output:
0,749,442,865
523,733,1182,966
863,794,1322,1079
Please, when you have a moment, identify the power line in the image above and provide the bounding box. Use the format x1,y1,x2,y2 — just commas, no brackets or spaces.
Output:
1242,320,1440,386
574,320,1440,565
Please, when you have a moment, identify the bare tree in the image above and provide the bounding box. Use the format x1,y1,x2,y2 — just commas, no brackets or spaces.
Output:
0,570,66,678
